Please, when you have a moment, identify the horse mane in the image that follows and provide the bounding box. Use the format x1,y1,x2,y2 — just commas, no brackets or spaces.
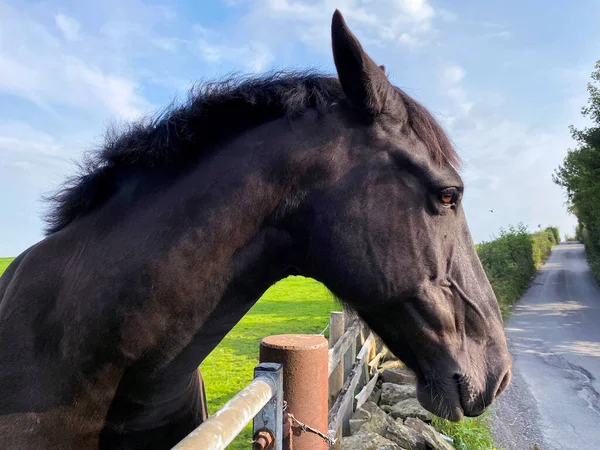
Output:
44,70,459,235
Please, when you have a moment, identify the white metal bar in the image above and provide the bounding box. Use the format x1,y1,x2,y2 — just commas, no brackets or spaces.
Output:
171,376,275,450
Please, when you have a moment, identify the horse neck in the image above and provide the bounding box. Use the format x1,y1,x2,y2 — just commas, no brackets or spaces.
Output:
100,156,300,435
117,108,343,376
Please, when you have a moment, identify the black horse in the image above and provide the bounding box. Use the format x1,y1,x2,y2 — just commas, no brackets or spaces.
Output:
0,10,511,449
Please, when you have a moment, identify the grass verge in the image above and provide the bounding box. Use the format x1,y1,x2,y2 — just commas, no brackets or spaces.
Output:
432,413,499,450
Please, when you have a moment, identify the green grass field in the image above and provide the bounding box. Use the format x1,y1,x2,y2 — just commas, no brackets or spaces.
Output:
0,258,13,274
0,258,495,449
199,276,340,448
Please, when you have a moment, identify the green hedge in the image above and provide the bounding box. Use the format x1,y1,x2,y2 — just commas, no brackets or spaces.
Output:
578,224,600,281
545,226,561,245
476,223,559,318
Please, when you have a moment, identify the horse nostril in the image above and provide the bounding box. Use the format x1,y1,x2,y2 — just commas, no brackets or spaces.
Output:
495,369,511,398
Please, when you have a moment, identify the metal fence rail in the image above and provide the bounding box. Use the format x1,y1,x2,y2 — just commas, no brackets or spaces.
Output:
172,363,283,450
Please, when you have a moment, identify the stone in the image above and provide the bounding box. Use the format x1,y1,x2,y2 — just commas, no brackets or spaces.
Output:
368,384,382,405
350,418,369,435
357,401,396,435
341,432,405,450
385,419,422,450
353,407,372,421
361,400,389,416
404,417,455,450
380,367,417,385
380,382,417,406
388,398,432,422
379,360,406,371
354,401,424,450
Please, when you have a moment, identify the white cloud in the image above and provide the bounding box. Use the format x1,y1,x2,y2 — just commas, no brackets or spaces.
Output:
395,0,434,22
63,57,148,119
98,3,179,55
196,38,274,72
0,121,82,192
152,37,182,52
54,13,81,41
0,121,90,254
437,8,458,22
441,64,466,84
234,0,440,54
438,64,472,115
249,42,275,72
0,122,65,158
484,30,512,40
435,63,579,241
0,3,150,119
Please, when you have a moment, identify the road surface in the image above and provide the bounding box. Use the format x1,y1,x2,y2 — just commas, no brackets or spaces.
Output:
491,242,600,450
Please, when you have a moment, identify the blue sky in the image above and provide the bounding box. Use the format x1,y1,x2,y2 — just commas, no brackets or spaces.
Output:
1,0,599,256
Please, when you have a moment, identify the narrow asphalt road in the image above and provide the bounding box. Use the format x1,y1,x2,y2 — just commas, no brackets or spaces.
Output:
491,242,600,450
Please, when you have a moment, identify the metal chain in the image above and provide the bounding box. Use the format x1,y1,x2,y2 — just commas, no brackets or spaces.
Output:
282,401,336,446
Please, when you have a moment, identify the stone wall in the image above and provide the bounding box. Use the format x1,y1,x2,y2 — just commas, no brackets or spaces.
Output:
342,359,456,450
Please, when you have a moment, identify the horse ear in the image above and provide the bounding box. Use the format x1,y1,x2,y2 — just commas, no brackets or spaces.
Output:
331,10,394,115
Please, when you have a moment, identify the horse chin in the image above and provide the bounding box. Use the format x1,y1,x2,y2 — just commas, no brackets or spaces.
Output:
380,343,466,421
416,378,464,422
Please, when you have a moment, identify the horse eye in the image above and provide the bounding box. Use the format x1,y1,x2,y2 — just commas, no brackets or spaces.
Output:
439,188,457,206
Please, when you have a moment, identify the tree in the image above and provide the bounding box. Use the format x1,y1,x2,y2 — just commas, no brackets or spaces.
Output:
554,60,600,278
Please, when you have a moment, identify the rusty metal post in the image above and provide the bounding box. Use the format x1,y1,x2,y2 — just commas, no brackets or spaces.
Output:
260,334,329,450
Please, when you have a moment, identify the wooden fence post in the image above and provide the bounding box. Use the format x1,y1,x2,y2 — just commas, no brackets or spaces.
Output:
328,312,345,407
341,306,356,438
328,312,344,450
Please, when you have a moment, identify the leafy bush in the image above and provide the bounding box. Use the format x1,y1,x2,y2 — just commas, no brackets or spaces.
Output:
476,223,558,318
575,223,584,242
580,224,600,280
545,226,561,244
